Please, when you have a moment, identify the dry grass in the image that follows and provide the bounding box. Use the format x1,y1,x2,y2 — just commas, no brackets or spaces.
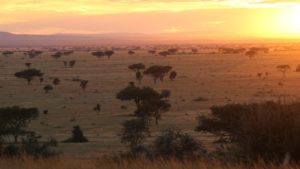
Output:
0,157,299,169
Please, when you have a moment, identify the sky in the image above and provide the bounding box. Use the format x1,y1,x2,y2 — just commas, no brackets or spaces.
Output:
1,0,300,39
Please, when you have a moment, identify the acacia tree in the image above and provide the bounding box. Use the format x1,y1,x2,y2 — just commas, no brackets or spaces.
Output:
52,52,62,59
138,89,170,125
104,50,114,59
128,63,146,72
2,51,14,56
136,71,143,84
52,78,60,86
43,85,53,93
277,65,290,79
148,50,156,55
245,50,256,59
116,83,171,124
92,51,104,58
69,60,76,68
0,106,38,143
116,83,143,114
169,71,177,81
128,50,135,55
143,65,172,83
128,63,146,83
80,80,88,90
191,48,198,54
25,63,31,69
15,69,44,85
158,51,170,57
63,61,68,68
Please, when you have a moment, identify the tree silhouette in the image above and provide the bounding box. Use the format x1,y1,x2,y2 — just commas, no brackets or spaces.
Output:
245,50,256,59
117,83,171,123
63,50,74,56
52,52,62,59
277,65,290,79
104,50,114,59
169,71,177,81
25,50,43,58
158,51,170,57
167,48,178,55
154,129,204,159
136,71,143,84
80,80,88,90
52,78,60,86
143,65,172,83
43,85,53,93
139,89,171,125
128,63,146,72
148,50,156,55
69,60,76,68
191,48,198,54
93,104,101,112
63,61,68,68
63,125,88,143
128,50,135,55
92,51,105,58
2,51,14,57
0,106,38,143
120,118,150,149
15,69,44,85
25,63,31,69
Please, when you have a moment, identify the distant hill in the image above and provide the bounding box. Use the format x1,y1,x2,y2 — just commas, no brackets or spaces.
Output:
1,32,193,47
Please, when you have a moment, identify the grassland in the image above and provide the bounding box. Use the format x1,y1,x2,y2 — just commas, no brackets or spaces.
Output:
1,47,300,156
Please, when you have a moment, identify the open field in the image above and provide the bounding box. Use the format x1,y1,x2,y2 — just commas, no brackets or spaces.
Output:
1,47,300,156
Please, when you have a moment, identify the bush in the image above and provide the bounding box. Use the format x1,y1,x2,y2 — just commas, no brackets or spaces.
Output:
153,129,205,160
1,133,59,158
119,119,150,149
63,125,88,143
196,101,300,162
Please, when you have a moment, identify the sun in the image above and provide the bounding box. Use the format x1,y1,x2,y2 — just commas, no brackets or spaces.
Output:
276,6,300,36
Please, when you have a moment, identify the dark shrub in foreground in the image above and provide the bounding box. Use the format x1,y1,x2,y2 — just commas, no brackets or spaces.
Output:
1,133,59,158
196,101,300,162
153,130,205,160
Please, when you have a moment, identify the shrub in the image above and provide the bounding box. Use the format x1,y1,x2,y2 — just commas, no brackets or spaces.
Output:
63,125,88,143
1,133,59,158
196,101,300,162
119,119,150,149
153,129,205,160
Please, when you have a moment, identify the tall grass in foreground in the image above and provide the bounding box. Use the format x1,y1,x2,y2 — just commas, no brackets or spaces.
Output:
0,157,299,169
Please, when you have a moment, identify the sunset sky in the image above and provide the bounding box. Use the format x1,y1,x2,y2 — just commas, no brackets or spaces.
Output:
1,0,300,39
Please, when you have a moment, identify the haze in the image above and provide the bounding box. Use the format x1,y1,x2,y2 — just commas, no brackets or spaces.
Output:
1,0,300,40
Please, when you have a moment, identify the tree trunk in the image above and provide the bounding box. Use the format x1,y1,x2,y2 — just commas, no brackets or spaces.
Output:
14,135,18,143
155,111,159,125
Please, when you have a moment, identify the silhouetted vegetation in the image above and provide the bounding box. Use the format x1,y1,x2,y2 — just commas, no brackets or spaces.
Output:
196,101,300,162
63,125,88,143
120,118,150,149
143,65,172,83
43,85,53,93
153,129,205,160
15,69,43,85
0,106,38,143
276,65,290,78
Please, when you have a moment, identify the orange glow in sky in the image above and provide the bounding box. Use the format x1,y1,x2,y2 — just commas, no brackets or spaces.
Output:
0,0,300,39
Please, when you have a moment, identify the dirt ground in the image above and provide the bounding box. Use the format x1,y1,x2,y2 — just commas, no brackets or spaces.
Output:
1,47,300,156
